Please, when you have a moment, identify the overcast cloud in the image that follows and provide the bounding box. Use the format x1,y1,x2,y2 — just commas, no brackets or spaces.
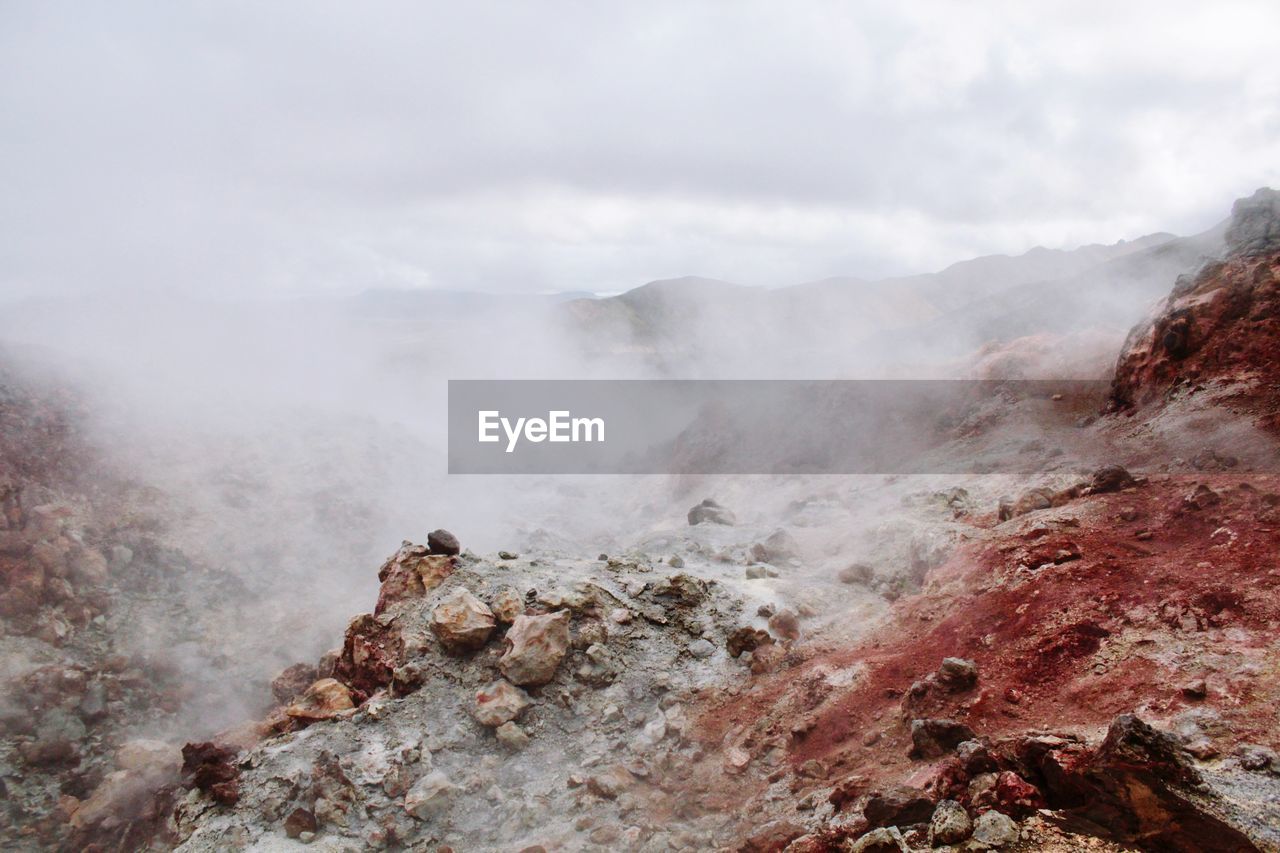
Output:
2,0,1279,298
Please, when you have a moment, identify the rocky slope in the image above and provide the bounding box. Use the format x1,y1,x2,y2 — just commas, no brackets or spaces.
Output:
150,189,1280,852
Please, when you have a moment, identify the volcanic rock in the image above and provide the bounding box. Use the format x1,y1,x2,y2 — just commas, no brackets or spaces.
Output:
499,610,571,686
863,786,935,827
404,770,459,819
838,562,874,585
490,586,524,623
727,626,773,658
181,741,239,806
271,662,318,705
970,810,1018,848
848,827,908,853
687,498,736,526
751,529,799,563
430,588,496,652
937,657,978,691
473,679,530,727
928,799,972,845
284,678,355,722
284,807,317,839
427,528,461,555
1089,465,1136,494
495,721,530,750
1225,187,1280,256
910,719,976,759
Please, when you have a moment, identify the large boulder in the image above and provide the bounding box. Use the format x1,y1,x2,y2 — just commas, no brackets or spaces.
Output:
499,611,571,686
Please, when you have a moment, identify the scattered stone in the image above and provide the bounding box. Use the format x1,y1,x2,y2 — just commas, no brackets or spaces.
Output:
970,810,1018,848
430,588,496,652
767,609,800,642
427,529,461,556
1237,743,1279,773
909,719,975,759
284,807,318,839
1181,679,1208,700
863,786,935,827
490,586,524,623
687,498,736,526
1089,465,1137,493
1184,484,1221,510
928,799,972,845
499,611,572,686
473,679,530,727
495,722,530,750
686,638,715,659
497,550,518,560
1119,506,1140,522
745,565,777,580
848,827,908,853
838,563,874,585
271,662,318,705
668,555,684,568
285,678,355,722
727,626,773,658
181,741,239,806
751,529,799,563
404,770,459,819
608,607,632,624
937,657,978,691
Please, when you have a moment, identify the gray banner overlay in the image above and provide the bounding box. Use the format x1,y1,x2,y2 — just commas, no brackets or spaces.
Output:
447,379,1270,474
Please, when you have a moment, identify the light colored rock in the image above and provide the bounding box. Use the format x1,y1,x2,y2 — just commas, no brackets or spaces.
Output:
928,799,972,845
473,679,530,727
115,739,181,776
499,610,571,686
285,678,355,721
971,810,1019,848
495,721,530,750
430,588,496,652
404,770,459,819
687,638,715,659
490,586,524,623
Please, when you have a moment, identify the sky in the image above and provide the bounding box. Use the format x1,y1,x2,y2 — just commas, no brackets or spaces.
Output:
2,0,1279,299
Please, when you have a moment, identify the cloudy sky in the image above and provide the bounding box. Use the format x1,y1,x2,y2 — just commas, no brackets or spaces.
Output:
2,1,1279,298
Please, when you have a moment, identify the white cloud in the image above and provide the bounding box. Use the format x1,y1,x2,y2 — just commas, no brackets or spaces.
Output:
1,0,1279,297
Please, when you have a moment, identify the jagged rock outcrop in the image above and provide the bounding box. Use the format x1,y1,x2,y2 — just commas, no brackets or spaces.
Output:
1110,187,1280,413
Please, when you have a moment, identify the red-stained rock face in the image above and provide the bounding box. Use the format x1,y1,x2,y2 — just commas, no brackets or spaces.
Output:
333,612,406,698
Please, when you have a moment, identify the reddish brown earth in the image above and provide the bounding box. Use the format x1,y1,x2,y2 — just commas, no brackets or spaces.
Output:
682,204,1280,851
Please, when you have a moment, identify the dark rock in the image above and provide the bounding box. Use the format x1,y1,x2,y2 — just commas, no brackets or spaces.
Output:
284,807,317,838
937,657,978,691
727,627,773,659
271,662,318,705
910,719,976,759
863,786,935,828
427,529,461,556
956,739,997,774
688,498,736,526
1090,465,1137,494
1063,714,1265,851
751,529,798,563
737,819,805,852
1225,187,1280,257
838,563,874,585
181,741,239,806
